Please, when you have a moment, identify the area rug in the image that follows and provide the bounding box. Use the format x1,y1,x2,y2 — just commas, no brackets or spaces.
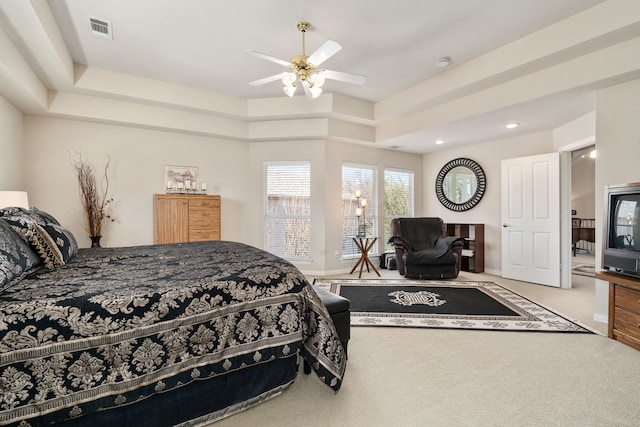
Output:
572,262,596,277
313,279,592,333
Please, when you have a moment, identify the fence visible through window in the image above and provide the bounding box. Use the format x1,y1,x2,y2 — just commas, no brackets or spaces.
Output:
264,162,311,259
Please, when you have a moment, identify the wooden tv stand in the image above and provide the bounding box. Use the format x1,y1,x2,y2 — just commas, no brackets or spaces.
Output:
596,271,640,351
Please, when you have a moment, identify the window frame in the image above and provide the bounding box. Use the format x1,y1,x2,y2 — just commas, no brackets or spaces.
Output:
263,161,312,261
383,167,415,251
341,162,378,258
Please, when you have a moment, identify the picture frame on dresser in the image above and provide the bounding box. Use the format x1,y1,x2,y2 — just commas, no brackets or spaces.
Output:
165,165,199,191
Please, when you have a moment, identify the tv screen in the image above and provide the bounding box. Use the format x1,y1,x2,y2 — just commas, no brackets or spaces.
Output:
608,194,640,252
604,183,640,278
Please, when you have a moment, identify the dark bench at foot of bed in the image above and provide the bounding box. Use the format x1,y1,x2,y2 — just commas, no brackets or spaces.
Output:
304,285,350,374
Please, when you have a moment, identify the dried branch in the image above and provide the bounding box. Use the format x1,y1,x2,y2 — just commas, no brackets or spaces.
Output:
72,154,115,237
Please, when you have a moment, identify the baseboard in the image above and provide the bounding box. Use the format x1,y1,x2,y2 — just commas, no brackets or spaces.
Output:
301,268,349,276
593,313,608,324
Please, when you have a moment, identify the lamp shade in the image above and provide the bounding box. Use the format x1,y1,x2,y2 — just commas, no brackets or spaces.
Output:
0,191,29,208
281,72,296,85
309,86,322,98
283,85,296,97
310,72,325,88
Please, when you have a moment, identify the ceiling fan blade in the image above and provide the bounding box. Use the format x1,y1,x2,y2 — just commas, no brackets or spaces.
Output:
301,80,314,99
307,40,342,66
244,50,291,67
321,69,367,85
301,80,312,99
249,73,285,87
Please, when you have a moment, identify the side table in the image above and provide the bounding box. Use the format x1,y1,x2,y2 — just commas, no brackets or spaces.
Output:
350,236,381,278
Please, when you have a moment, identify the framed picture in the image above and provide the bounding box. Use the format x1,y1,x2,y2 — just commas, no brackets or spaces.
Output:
165,165,198,191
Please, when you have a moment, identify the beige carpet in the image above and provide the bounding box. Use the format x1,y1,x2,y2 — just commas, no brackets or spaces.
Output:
572,253,596,277
211,270,640,427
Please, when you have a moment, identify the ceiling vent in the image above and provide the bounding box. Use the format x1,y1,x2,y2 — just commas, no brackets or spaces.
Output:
89,16,113,39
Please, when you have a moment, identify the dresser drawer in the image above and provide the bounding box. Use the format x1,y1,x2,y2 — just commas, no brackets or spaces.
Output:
189,199,219,211
614,307,640,341
615,286,640,315
612,328,640,352
189,229,219,241
189,218,217,229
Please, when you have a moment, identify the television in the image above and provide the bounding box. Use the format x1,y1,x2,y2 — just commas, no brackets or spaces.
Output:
603,182,640,278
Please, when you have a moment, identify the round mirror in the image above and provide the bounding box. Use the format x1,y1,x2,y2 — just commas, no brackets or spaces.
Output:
435,158,486,211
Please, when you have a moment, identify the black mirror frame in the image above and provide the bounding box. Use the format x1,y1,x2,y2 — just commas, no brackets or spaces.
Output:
435,157,486,211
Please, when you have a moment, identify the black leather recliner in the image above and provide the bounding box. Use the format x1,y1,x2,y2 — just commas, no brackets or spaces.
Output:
388,217,464,279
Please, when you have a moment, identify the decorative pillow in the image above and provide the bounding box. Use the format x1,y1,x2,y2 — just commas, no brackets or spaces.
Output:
0,206,30,219
1,211,78,269
0,206,61,226
28,207,61,226
1,213,35,241
31,223,79,268
0,219,42,291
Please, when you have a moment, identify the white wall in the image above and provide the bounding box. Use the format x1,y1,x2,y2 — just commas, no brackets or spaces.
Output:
23,116,251,248
248,139,423,274
553,111,596,150
422,132,555,274
0,95,25,190
15,114,424,274
594,78,640,321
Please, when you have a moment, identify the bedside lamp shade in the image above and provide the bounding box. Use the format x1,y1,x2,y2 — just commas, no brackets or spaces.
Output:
0,191,29,208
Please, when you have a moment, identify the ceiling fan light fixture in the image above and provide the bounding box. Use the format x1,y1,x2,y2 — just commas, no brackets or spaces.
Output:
309,86,322,98
282,72,296,85
310,72,325,88
283,84,296,97
246,21,366,100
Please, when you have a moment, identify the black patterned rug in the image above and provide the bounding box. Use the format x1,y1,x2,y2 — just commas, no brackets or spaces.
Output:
572,262,596,277
313,279,593,333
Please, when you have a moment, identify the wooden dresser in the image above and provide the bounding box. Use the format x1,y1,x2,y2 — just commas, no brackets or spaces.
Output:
596,271,640,351
154,194,221,244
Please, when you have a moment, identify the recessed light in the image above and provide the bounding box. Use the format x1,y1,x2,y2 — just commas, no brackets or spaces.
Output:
506,123,519,129
435,139,446,145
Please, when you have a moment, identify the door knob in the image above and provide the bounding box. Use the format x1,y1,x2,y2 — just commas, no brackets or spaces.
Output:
503,223,510,228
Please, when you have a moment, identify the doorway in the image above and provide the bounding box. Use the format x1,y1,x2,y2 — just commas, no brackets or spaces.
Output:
570,144,596,276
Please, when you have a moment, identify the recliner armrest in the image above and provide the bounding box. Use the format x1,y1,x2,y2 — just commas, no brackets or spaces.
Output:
388,235,414,251
443,236,465,251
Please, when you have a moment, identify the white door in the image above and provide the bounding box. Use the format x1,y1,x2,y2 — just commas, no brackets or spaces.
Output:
501,152,561,287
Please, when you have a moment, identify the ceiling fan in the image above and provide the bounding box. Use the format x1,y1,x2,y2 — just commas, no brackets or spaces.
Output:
245,21,367,99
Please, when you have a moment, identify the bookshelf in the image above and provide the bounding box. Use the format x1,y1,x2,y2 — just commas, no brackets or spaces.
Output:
445,223,484,273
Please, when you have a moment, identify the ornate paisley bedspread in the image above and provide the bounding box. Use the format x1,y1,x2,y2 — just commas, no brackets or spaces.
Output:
0,241,345,426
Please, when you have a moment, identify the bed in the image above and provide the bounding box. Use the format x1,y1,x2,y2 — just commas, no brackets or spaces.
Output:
572,217,596,256
0,207,346,426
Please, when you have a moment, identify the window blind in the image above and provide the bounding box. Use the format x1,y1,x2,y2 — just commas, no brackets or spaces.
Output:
341,163,378,257
384,168,414,250
264,162,311,259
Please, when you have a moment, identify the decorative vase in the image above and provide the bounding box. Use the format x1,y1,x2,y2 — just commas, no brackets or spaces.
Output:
90,236,102,248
